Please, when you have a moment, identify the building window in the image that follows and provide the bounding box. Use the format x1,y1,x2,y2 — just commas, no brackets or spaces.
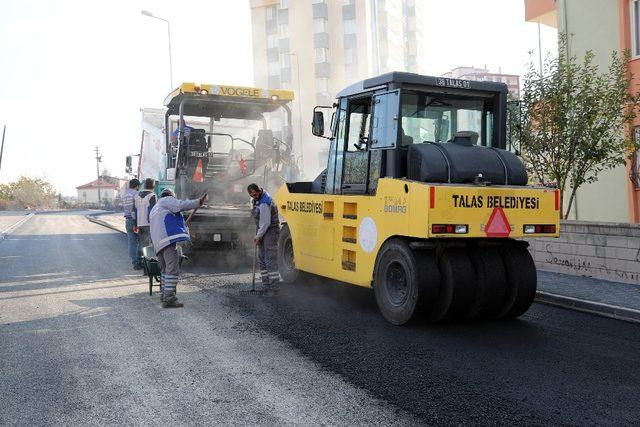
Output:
343,18,356,35
279,0,288,9
268,61,280,77
266,5,277,20
281,53,291,68
316,77,329,93
315,48,329,63
386,26,402,48
312,0,326,3
632,0,640,57
314,18,326,33
279,23,289,38
267,34,278,48
344,47,356,65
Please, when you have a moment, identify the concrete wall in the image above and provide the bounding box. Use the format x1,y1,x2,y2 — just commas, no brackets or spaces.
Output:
528,220,640,285
558,0,630,222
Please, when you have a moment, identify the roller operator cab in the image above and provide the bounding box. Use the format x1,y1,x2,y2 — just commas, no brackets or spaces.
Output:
275,72,560,325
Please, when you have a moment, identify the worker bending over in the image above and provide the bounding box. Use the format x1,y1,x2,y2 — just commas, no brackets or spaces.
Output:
133,178,157,255
150,188,205,308
247,183,280,292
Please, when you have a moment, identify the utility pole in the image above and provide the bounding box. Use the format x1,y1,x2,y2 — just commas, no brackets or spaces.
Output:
0,125,6,173
537,23,543,76
94,146,102,209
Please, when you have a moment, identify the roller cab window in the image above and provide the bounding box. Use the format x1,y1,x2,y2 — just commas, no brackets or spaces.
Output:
400,92,495,147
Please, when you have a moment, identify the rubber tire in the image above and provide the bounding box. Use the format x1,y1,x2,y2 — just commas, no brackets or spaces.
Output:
277,224,300,284
467,248,507,319
497,245,537,319
430,248,477,321
413,250,441,316
373,239,423,325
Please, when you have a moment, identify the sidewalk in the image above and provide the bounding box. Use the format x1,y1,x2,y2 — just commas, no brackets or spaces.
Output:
536,271,640,324
84,214,640,324
86,212,125,234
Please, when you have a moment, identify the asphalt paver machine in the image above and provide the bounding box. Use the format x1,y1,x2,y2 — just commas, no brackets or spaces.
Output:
164,83,299,251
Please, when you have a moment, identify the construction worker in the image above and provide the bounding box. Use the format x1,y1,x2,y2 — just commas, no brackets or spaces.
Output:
122,178,141,270
149,188,205,308
247,183,280,292
133,178,157,255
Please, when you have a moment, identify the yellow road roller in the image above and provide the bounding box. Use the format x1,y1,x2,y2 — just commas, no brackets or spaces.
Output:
275,72,559,325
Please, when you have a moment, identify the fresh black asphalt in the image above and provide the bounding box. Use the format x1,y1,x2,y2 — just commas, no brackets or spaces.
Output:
1,212,639,425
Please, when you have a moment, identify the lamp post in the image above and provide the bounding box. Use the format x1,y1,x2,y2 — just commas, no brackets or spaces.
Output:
287,52,305,168
141,9,173,89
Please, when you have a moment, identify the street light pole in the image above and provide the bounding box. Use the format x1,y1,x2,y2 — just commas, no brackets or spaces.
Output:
288,53,305,169
0,125,6,173
94,146,102,209
537,23,543,76
141,10,173,89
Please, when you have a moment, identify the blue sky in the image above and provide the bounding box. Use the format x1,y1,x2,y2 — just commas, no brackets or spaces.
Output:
0,0,556,195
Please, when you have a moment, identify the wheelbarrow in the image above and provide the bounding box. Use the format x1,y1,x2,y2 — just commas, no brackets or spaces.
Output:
141,245,162,296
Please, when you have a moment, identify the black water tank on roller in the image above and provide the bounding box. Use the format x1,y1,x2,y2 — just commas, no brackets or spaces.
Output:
407,132,527,185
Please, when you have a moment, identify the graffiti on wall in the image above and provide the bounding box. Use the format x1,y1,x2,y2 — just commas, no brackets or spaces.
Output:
542,243,640,283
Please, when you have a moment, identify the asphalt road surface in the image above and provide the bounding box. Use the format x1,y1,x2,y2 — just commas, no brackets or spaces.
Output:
1,212,639,425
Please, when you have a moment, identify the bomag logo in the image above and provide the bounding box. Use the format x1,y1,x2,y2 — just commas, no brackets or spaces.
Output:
219,86,261,98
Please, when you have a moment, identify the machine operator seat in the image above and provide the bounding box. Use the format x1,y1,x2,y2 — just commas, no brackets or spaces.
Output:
449,131,479,146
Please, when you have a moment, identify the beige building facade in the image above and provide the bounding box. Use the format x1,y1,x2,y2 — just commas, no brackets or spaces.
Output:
250,0,426,176
525,0,635,223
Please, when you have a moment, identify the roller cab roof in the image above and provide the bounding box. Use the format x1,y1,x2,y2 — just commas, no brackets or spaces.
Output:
336,72,509,98
164,83,294,120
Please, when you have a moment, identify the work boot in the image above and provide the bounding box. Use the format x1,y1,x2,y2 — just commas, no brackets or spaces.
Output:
263,285,280,296
162,296,184,308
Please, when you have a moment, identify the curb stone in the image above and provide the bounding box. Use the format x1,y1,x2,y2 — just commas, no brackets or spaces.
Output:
535,291,640,324
86,215,126,234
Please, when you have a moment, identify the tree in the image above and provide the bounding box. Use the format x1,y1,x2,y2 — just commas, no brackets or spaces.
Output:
0,176,57,209
519,36,640,219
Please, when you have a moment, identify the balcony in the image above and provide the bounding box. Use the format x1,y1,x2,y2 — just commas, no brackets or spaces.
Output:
315,62,331,78
277,8,289,24
313,2,328,19
267,48,280,62
343,33,357,49
281,67,292,84
279,38,290,52
524,0,557,28
314,32,330,48
342,4,355,20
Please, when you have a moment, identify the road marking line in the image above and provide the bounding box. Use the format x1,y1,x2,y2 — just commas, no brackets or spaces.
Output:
0,213,35,239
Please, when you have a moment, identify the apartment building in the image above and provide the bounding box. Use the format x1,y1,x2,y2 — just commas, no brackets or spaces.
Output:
525,0,640,223
250,0,426,174
443,66,520,98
